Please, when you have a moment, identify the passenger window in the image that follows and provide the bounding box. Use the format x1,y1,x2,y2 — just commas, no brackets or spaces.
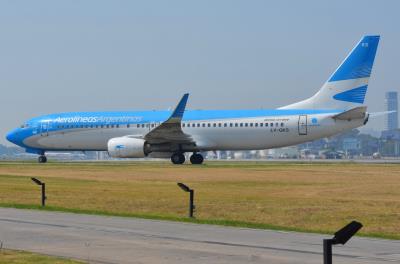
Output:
218,123,221,127
230,123,233,127
213,123,216,127
182,123,186,127
197,123,200,127
235,123,238,127
224,123,227,127
240,123,243,127
255,123,258,127
270,123,273,127
276,123,279,127
260,123,263,127
245,123,248,127
111,125,114,128
202,123,206,127
281,122,284,127
250,123,253,127
116,124,119,128
106,125,109,128
208,123,211,127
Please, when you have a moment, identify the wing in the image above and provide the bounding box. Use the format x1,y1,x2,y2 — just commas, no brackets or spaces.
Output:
144,93,194,145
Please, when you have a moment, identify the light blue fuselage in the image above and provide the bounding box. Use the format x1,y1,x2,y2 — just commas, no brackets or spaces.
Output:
6,108,363,155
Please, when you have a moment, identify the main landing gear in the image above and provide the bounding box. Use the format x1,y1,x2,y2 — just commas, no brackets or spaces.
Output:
170,152,204,165
38,155,47,163
190,153,204,165
171,153,185,164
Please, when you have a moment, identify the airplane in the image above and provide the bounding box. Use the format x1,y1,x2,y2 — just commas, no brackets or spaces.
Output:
6,35,380,164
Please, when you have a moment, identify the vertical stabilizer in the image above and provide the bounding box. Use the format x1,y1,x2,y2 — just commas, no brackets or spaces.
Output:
281,35,380,110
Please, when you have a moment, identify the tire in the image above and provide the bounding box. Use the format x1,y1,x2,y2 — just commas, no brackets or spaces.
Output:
190,153,204,165
171,153,185,164
38,156,47,163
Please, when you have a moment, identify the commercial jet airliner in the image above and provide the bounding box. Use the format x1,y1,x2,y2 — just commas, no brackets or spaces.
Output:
6,35,380,164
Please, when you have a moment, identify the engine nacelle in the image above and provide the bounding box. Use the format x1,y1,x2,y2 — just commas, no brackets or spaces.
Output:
107,137,149,158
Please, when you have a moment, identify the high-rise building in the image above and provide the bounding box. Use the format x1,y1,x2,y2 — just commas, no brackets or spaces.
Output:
385,91,398,131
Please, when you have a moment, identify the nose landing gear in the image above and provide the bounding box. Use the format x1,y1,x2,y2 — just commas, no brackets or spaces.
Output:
38,155,47,163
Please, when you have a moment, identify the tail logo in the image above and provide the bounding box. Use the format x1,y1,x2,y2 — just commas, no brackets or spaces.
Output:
333,85,368,104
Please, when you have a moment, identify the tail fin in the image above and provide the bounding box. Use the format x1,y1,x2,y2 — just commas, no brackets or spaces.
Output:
281,35,380,110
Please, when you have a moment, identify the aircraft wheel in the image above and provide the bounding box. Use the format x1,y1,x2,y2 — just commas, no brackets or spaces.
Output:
190,153,204,165
38,155,47,163
171,153,185,164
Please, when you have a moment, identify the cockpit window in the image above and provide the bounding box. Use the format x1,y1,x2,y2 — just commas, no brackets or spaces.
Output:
20,123,29,128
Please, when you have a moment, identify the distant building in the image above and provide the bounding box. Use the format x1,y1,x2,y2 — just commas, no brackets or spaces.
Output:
385,91,398,131
342,138,360,152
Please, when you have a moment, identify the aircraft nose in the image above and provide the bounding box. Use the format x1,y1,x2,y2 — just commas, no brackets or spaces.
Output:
6,129,18,144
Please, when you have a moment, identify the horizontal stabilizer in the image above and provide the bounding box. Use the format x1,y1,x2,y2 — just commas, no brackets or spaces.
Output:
369,110,396,117
332,106,367,120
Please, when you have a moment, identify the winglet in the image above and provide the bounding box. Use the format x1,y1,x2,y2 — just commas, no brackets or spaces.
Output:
167,93,189,122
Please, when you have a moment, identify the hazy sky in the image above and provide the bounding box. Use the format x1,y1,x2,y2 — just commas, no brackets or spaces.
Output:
1,0,399,145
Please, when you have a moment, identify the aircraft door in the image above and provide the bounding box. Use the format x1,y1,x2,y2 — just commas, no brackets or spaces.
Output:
298,115,307,135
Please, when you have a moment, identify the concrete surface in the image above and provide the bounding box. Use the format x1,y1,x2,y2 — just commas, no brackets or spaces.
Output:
0,208,399,264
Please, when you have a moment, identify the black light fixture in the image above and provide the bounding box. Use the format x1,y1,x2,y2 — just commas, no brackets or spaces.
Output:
177,183,195,218
323,221,363,264
31,177,46,207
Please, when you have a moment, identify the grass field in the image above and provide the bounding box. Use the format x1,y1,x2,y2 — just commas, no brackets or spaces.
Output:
0,161,399,239
0,249,84,263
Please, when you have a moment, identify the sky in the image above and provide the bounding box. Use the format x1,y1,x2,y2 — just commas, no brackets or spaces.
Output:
1,0,399,145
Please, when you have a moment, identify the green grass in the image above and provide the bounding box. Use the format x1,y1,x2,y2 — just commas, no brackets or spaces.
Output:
0,161,399,240
0,249,84,264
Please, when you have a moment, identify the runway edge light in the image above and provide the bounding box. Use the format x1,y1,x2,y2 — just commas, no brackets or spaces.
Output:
323,221,363,264
177,183,195,218
31,177,46,207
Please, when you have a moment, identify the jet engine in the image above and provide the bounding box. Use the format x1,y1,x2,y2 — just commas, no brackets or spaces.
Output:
107,137,150,158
